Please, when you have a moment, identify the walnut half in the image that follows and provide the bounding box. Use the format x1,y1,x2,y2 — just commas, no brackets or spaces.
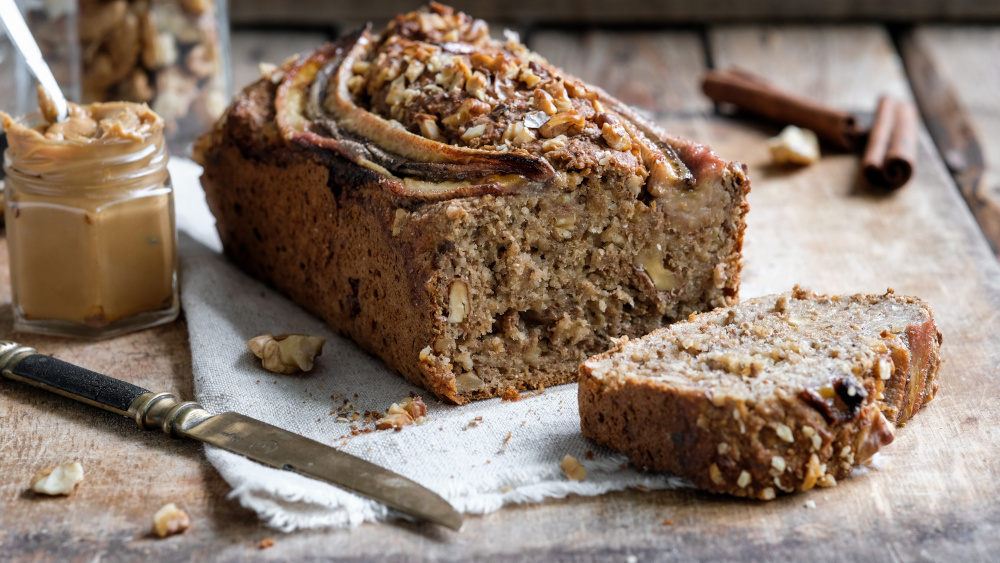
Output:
247,334,326,374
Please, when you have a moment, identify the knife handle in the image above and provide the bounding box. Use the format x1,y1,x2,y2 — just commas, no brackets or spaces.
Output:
0,341,210,435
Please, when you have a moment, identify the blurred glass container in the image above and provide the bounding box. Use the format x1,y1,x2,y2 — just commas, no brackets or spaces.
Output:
1,23,9,197
13,0,231,154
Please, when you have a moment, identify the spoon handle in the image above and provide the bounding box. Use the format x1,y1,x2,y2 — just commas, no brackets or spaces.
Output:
0,0,68,121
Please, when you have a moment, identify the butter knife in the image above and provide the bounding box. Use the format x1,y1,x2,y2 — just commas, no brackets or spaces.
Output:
0,0,69,121
0,341,462,530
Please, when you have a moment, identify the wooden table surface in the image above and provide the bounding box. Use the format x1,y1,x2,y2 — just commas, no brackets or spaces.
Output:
3,23,1000,562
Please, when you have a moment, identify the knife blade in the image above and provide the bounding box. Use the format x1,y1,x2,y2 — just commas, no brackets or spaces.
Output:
0,341,462,531
0,0,69,121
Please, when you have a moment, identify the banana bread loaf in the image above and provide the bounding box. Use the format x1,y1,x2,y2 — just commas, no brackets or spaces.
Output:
196,3,750,403
579,286,942,499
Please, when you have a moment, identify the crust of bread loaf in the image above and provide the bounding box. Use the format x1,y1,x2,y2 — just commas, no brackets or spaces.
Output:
199,67,750,403
200,78,447,396
578,289,942,499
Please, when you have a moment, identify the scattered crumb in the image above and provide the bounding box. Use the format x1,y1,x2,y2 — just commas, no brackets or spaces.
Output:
662,517,674,526
561,454,586,481
497,431,513,454
31,462,84,496
463,416,484,430
500,386,524,402
584,450,595,460
375,396,428,430
636,484,649,491
260,538,275,549
152,503,191,538
804,499,816,509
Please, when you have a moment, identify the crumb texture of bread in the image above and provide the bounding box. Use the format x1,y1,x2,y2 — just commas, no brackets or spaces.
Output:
197,3,750,403
579,286,943,499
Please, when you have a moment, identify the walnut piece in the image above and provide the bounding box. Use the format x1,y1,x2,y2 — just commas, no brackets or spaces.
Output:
561,454,587,481
448,281,469,323
455,371,485,392
376,413,412,430
376,396,428,430
153,503,191,538
31,461,84,496
767,125,820,166
636,249,677,292
247,334,326,374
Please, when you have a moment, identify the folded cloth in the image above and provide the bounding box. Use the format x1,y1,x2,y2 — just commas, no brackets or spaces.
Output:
171,158,687,531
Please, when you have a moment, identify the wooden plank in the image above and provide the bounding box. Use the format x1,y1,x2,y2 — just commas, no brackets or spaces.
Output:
230,29,333,92
697,24,1000,559
899,26,1000,255
228,0,1000,26
709,25,913,113
2,26,1000,561
530,30,710,115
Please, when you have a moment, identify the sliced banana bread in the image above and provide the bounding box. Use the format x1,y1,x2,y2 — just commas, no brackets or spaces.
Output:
579,286,942,499
197,4,749,403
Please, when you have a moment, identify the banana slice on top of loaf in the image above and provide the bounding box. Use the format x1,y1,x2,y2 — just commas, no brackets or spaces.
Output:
578,286,942,500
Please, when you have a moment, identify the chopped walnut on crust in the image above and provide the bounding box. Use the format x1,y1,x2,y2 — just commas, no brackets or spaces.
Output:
342,2,648,173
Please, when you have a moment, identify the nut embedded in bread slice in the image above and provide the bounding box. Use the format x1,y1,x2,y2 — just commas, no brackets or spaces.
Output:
578,286,942,499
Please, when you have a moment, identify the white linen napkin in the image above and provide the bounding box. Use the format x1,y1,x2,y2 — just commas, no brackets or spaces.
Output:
171,158,687,531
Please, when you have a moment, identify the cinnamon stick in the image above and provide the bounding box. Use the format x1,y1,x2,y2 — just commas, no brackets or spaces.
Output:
701,68,862,151
862,96,918,191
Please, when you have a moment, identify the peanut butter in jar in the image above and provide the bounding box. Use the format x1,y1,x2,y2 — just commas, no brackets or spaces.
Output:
2,92,178,338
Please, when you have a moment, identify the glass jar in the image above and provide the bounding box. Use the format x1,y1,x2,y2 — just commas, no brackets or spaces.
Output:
16,0,231,154
3,103,179,338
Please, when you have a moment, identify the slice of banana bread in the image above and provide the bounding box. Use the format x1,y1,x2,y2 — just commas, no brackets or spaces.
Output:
579,286,942,499
196,4,749,403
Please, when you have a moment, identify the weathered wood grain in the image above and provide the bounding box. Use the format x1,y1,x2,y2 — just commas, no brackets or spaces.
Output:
698,25,1000,560
899,27,1000,255
230,30,333,92
2,25,1000,562
709,26,913,113
228,0,1000,26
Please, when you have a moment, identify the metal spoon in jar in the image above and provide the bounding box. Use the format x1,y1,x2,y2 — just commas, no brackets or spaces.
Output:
0,0,68,121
